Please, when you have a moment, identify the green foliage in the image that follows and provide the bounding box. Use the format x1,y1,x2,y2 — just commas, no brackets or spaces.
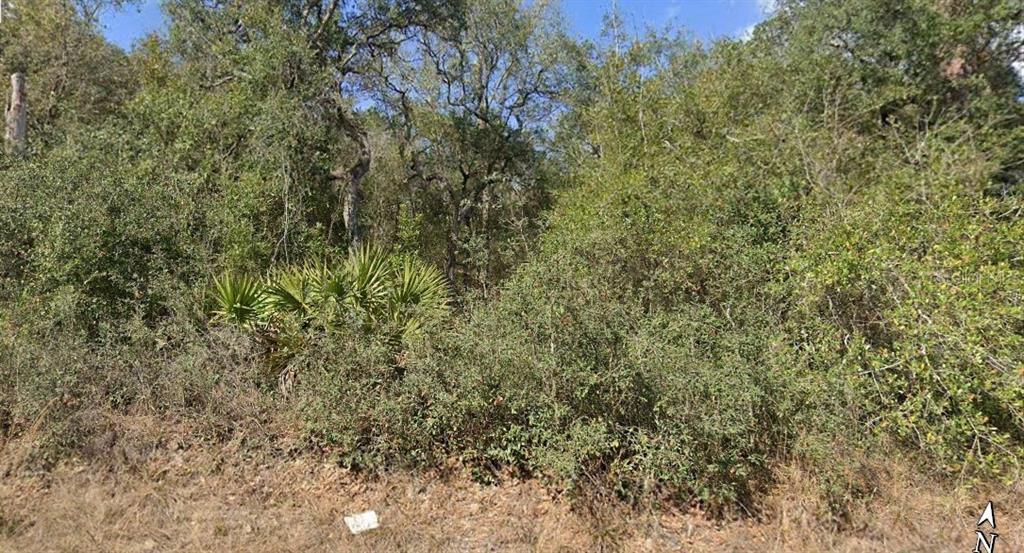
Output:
0,0,137,148
211,247,450,346
0,142,208,335
263,266,316,319
211,273,266,328
388,257,449,335
344,246,392,325
295,0,1023,508
1,0,1022,516
784,121,1024,475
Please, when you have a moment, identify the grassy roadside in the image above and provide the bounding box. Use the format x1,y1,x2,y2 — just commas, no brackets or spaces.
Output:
2,417,1019,552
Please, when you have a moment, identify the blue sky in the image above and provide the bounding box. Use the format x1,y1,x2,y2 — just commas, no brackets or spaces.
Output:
99,0,772,51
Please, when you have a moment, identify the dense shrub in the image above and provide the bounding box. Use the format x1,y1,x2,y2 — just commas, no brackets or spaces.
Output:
297,1,1024,505
786,122,1024,475
0,137,213,336
0,309,267,465
299,88,817,507
1,0,1022,516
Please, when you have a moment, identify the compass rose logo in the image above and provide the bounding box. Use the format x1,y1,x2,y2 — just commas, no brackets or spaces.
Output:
973,501,998,553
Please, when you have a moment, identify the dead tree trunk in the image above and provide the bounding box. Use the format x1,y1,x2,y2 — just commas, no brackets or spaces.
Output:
5,73,26,156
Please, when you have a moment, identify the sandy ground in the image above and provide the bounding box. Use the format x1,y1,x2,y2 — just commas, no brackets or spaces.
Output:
1,420,1021,552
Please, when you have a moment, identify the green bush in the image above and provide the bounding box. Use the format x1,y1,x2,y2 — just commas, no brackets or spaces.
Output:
0,308,267,466
0,145,208,335
300,110,812,508
786,122,1024,476
210,246,449,346
296,3,1024,506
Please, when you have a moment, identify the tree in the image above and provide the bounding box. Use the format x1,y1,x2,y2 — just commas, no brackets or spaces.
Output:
0,0,136,148
158,0,463,255
760,0,1024,125
368,0,568,285
295,0,465,251
5,72,26,155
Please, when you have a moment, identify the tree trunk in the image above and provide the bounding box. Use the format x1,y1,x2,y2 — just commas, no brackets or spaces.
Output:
5,73,26,156
341,168,365,249
444,213,461,283
444,194,483,284
332,110,371,252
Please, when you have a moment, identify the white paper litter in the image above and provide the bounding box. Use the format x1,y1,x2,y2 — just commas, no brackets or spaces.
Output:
344,510,380,535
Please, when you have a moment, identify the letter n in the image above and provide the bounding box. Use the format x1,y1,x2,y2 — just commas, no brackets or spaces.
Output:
974,531,998,553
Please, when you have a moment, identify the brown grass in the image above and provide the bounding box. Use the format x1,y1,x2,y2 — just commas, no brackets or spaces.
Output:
1,416,1021,552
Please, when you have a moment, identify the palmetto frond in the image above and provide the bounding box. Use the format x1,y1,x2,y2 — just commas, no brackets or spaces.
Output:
263,266,315,318
305,260,349,303
388,257,450,337
210,246,450,344
345,245,391,321
211,272,266,328
390,257,448,313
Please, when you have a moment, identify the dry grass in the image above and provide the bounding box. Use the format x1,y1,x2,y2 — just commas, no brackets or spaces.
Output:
1,417,1021,552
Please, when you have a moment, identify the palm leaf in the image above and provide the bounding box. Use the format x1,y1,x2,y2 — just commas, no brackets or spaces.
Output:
263,266,314,318
345,245,392,322
388,257,449,336
304,260,348,302
210,272,266,328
